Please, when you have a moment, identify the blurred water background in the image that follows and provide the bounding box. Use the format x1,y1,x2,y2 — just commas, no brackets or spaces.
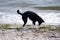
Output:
0,0,60,25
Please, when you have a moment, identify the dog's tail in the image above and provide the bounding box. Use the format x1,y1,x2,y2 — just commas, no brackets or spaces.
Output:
17,9,22,15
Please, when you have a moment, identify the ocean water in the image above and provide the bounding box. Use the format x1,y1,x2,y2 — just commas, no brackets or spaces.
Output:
0,0,60,25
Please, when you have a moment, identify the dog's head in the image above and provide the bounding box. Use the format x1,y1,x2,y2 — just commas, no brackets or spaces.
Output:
42,20,44,22
39,18,45,24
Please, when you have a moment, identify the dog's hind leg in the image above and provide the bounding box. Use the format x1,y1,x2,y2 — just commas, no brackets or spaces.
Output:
22,17,27,27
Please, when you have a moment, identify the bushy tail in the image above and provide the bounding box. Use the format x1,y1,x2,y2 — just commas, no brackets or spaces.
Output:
17,9,22,15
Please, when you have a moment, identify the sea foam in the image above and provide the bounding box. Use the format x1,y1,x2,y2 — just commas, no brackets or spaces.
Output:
0,12,60,25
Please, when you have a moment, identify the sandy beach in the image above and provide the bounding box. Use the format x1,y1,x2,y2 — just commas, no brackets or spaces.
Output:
0,24,60,40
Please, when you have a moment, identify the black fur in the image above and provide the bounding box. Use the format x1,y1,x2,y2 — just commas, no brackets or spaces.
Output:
17,9,44,27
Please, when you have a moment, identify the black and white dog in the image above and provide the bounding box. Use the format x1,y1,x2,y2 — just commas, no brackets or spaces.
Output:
17,9,44,27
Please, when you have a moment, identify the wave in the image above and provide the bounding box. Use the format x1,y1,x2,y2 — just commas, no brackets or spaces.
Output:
0,12,23,24
39,13,60,25
0,12,60,25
